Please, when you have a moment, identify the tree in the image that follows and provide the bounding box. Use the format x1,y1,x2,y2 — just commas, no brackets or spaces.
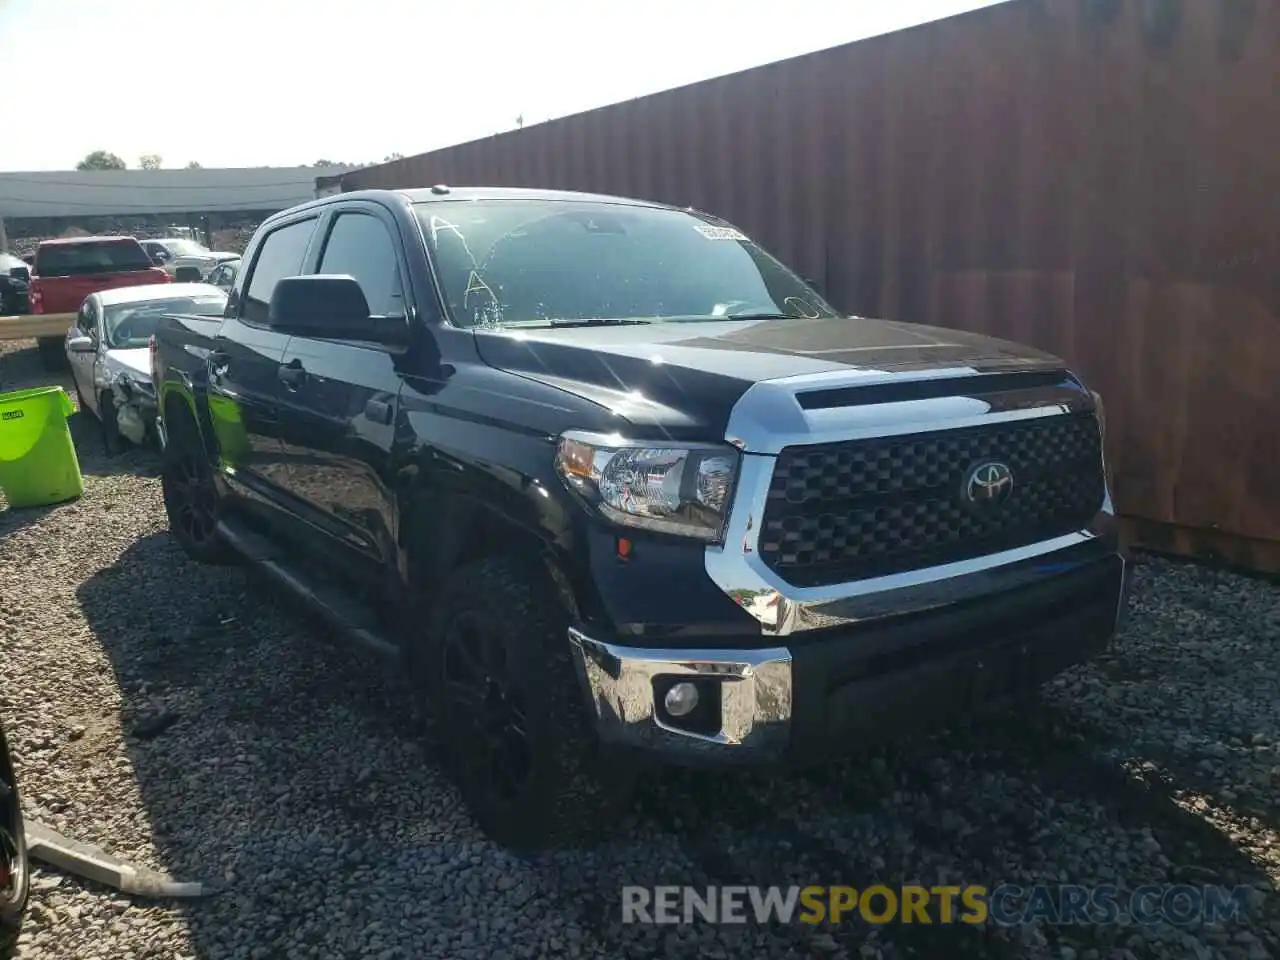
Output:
185,160,202,169
383,152,405,163
311,159,338,167
76,151,126,171
138,154,163,170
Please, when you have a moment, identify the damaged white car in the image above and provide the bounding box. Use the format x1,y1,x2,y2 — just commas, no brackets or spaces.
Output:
65,284,228,453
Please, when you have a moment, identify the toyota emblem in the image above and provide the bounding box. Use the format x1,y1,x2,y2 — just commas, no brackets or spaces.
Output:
963,461,1015,506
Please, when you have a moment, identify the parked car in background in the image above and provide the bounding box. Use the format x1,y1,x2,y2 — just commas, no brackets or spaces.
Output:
0,254,30,316
67,283,226,452
28,236,170,369
152,187,1126,851
204,257,240,293
140,238,239,280
0,717,27,959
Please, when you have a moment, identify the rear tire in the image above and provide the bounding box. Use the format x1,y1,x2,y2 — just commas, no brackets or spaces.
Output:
0,723,29,960
36,337,67,372
418,555,631,851
160,409,237,566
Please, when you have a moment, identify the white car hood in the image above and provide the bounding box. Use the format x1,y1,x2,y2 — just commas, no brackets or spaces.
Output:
103,347,151,380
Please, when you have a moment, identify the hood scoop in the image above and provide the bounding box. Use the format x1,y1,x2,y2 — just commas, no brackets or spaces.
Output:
796,369,1076,410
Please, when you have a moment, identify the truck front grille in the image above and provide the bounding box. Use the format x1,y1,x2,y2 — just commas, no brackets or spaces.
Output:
758,412,1106,587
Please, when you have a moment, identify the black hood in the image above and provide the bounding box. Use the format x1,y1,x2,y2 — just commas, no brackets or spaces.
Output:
473,315,1064,440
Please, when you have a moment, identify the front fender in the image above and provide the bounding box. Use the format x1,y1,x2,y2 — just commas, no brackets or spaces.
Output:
393,358,619,625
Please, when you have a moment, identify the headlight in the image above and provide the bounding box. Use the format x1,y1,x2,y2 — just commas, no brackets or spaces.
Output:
555,431,739,542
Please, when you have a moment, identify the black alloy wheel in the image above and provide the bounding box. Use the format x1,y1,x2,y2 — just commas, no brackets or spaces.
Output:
419,555,632,851
439,611,534,805
166,448,219,547
160,415,237,566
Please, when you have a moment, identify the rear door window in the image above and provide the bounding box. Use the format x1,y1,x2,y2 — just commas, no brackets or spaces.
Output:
242,219,317,324
35,240,154,277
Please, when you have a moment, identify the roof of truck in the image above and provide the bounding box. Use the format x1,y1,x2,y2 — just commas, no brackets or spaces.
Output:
393,185,667,207
36,235,143,247
260,185,690,231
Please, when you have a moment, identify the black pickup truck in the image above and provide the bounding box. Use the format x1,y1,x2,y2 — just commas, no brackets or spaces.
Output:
151,186,1129,849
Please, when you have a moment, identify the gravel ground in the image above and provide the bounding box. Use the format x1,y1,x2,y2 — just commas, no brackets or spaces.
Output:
0,337,1277,959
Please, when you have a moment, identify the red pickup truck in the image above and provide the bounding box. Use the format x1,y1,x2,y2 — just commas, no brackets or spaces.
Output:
29,236,170,369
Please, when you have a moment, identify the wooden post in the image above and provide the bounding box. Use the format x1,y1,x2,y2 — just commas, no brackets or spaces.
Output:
0,217,8,254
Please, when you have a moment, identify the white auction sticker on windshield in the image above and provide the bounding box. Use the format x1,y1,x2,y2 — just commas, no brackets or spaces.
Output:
694,225,749,241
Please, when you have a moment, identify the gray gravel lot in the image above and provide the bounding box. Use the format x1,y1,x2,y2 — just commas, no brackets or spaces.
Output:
0,337,1277,959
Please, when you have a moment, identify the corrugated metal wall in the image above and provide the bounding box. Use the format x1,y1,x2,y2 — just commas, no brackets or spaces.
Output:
344,0,1280,554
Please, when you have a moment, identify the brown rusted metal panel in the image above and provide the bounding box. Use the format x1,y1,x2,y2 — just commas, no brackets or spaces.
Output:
342,0,1280,562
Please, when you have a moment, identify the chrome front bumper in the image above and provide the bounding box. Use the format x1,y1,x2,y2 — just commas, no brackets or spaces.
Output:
568,630,793,759
569,554,1129,763
568,365,1130,762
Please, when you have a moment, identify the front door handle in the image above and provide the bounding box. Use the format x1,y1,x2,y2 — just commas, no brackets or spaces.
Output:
278,360,306,388
365,398,393,425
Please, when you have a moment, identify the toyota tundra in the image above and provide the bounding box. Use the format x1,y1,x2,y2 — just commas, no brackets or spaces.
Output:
150,187,1129,850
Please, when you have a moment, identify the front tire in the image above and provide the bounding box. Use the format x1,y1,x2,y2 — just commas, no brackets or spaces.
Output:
420,555,629,851
0,724,29,959
160,411,237,566
98,392,125,456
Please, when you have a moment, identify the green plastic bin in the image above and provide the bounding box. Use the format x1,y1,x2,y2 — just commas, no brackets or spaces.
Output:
0,386,84,509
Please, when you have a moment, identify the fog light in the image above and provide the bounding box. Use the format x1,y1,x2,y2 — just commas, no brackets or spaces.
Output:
663,681,700,718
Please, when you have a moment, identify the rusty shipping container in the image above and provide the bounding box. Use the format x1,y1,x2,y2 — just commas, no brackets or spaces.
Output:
343,0,1280,570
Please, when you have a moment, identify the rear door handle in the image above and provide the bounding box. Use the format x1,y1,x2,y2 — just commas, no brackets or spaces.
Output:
208,350,230,383
278,360,306,388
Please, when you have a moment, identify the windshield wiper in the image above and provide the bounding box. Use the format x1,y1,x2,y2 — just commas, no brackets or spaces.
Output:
720,312,802,321
498,318,653,329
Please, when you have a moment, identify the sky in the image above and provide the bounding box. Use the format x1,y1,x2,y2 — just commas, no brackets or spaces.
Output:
0,0,1004,173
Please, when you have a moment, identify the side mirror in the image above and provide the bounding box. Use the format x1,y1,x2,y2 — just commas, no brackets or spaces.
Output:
269,275,408,347
8,266,30,283
151,253,169,266
67,334,96,354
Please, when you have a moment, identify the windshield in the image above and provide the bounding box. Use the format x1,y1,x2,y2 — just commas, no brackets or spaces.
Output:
165,240,210,257
413,199,837,328
36,239,154,277
103,294,226,349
